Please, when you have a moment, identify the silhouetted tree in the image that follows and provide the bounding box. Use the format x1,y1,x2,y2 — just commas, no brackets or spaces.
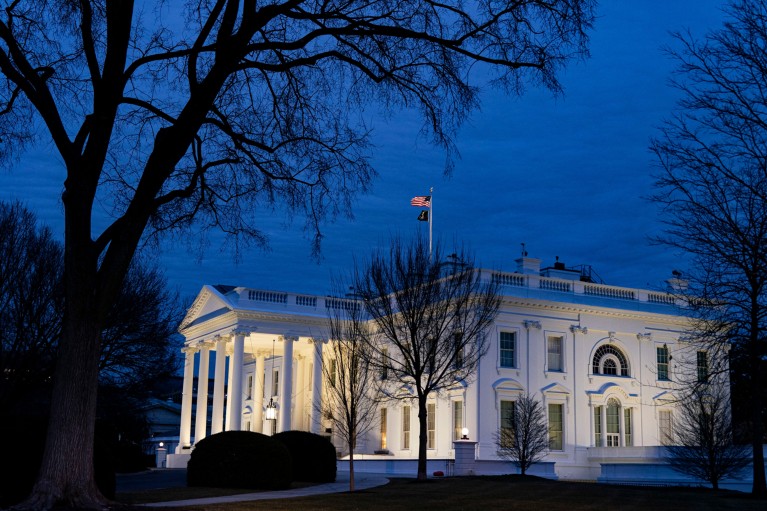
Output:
321,285,379,492
352,237,502,480
495,393,550,476
651,0,767,495
665,384,750,490
0,1,594,507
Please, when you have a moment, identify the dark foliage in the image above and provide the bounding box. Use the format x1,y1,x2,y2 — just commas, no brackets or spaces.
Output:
187,431,292,490
274,430,337,483
0,417,116,507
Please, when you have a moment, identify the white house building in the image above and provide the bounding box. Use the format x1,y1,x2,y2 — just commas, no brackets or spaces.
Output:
166,256,721,483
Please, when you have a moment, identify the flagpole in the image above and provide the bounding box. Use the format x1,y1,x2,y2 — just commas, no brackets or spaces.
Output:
429,186,433,261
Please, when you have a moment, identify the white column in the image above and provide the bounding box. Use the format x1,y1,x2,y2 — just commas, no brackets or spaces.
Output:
295,355,306,431
279,336,295,433
177,346,196,452
254,353,266,433
194,343,211,444
229,332,246,431
225,345,234,431
211,337,227,435
311,340,323,434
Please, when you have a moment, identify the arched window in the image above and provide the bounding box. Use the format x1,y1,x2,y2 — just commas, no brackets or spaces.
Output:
592,344,629,376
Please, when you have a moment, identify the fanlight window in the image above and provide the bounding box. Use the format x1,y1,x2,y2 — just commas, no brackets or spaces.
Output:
592,344,629,376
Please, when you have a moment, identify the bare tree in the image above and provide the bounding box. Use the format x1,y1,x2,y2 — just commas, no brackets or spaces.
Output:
0,1,594,507
665,384,750,490
352,237,502,480
650,0,767,496
321,287,379,492
495,393,550,476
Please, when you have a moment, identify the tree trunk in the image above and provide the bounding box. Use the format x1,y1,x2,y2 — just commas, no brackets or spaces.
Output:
16,185,108,510
417,397,428,481
349,445,355,492
749,363,766,496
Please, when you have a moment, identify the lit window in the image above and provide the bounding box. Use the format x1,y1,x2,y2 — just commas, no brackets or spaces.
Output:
500,332,516,368
272,369,279,397
697,351,708,383
594,406,602,446
624,407,632,447
606,399,620,447
380,408,387,450
402,405,411,449
657,345,670,381
499,400,515,448
548,403,563,450
427,403,436,449
330,359,337,387
547,336,563,372
453,401,463,441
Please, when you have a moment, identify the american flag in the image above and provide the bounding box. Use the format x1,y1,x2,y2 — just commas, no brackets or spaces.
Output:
410,195,431,207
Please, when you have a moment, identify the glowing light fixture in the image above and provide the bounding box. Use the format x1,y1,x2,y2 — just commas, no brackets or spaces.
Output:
461,427,469,440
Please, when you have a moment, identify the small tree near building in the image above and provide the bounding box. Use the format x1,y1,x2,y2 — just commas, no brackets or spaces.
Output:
495,393,550,476
321,285,379,492
352,237,502,480
665,384,750,490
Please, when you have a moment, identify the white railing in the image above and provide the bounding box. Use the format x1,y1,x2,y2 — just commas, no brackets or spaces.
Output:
247,290,288,304
583,283,636,300
295,295,318,307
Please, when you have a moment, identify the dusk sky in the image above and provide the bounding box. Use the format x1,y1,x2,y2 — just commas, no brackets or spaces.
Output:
0,1,729,306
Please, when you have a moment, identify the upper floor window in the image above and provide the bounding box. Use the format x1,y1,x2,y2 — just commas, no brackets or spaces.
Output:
500,331,516,368
657,345,670,381
697,351,708,383
246,374,254,399
547,335,563,372
592,344,629,377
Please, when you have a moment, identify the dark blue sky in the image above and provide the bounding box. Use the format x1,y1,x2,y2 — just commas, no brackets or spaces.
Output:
0,1,727,304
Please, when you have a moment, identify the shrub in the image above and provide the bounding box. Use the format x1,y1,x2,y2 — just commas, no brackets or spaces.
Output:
187,431,292,490
273,430,336,483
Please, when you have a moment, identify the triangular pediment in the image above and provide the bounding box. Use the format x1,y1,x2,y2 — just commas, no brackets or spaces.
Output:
540,382,571,396
178,285,235,332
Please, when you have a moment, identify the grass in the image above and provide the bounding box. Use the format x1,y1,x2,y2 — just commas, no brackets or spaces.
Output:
114,475,766,511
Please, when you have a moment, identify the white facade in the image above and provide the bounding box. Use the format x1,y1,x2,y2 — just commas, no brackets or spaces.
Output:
167,257,715,481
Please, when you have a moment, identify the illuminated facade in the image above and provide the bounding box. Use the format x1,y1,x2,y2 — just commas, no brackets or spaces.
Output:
167,257,715,482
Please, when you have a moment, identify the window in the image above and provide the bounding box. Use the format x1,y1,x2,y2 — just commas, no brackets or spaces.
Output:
659,410,673,445
697,351,708,383
380,408,387,450
657,345,670,381
453,401,463,441
380,348,388,380
547,336,563,372
594,406,602,447
624,408,633,447
454,332,464,370
402,405,411,449
246,374,253,399
500,331,516,368
272,369,279,396
500,400,515,448
330,359,337,387
606,399,620,447
592,344,629,376
548,403,563,450
427,403,436,449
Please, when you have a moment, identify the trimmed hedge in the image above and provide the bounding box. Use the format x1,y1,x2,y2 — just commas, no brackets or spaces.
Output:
187,431,292,490
273,430,337,483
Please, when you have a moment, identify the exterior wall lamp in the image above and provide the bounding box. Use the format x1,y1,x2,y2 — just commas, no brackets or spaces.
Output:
461,427,469,440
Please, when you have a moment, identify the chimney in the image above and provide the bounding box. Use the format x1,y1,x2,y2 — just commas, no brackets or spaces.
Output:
515,256,541,275
666,270,688,292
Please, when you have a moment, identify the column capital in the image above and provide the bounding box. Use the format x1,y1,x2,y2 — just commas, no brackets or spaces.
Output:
523,320,541,330
181,346,199,355
309,337,328,345
636,332,652,342
279,334,299,343
230,329,254,339
198,340,216,349
570,325,588,335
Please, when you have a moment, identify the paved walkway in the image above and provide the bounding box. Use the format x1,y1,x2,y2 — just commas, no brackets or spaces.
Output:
117,470,391,507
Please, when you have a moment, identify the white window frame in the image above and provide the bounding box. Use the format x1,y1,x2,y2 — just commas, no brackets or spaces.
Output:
427,402,436,450
548,402,564,451
402,405,411,450
499,329,518,368
545,332,565,372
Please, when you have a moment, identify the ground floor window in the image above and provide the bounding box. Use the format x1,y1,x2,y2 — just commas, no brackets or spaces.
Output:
500,400,515,448
594,406,602,447
427,403,436,449
659,409,673,445
594,399,631,447
381,408,387,450
453,401,463,441
606,399,620,447
548,403,563,450
402,405,411,449
624,408,633,447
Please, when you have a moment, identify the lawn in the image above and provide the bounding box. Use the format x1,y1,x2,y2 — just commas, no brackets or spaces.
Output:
116,475,765,511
